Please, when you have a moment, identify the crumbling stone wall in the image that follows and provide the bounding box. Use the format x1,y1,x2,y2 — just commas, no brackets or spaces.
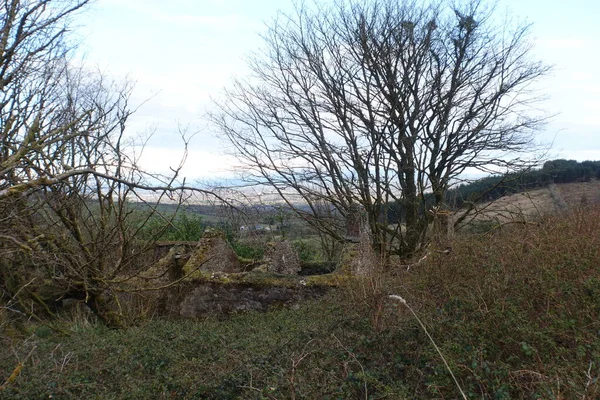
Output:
133,230,335,319
181,228,244,276
178,283,327,317
345,203,365,243
264,241,301,275
339,231,379,276
429,208,454,246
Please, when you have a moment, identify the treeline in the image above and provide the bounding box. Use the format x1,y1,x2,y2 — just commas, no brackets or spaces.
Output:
448,159,600,208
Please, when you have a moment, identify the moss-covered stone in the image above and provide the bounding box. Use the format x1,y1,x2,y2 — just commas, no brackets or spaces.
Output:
181,231,243,278
337,235,380,276
103,230,385,321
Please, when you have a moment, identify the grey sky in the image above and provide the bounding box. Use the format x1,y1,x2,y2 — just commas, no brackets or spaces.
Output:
78,0,600,181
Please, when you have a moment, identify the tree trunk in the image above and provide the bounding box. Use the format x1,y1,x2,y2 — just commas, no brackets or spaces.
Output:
85,292,125,329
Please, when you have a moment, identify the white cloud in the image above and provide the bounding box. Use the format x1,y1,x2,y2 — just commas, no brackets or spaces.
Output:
136,146,238,181
536,38,587,50
558,150,600,161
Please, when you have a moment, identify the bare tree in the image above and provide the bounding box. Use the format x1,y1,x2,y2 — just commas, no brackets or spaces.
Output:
1,0,89,192
210,0,549,258
0,1,216,327
0,60,195,326
0,0,201,197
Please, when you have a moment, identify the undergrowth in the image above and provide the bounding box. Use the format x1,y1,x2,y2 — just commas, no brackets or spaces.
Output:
1,206,598,399
397,206,600,398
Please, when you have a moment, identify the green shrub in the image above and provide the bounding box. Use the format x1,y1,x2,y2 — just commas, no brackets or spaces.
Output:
137,211,204,241
230,240,265,260
293,239,314,262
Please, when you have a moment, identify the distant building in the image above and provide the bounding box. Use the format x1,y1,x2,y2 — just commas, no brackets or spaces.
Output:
239,224,276,233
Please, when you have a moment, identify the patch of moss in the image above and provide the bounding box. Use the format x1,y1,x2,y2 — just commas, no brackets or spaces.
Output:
33,325,53,338
186,271,308,288
305,272,350,287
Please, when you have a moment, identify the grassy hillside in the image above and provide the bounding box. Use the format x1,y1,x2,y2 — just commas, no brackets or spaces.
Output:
457,180,600,227
449,159,600,209
1,206,599,399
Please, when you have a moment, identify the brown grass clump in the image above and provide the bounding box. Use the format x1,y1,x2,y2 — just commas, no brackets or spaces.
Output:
392,205,600,398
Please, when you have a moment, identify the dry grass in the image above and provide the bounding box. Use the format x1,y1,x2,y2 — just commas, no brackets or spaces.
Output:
396,205,600,398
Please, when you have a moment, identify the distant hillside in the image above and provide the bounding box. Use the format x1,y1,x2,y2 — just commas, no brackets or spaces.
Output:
127,160,600,229
386,160,600,224
455,180,600,227
448,159,600,209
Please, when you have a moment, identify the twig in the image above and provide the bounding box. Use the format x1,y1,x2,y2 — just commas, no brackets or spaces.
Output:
0,345,37,391
239,370,263,393
115,256,215,292
401,252,430,271
332,334,368,400
583,361,597,400
289,338,316,400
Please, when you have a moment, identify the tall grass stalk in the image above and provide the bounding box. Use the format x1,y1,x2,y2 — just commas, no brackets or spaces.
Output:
389,294,467,400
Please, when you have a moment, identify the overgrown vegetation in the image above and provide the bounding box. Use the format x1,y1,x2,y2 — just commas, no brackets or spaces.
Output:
0,0,216,328
1,0,598,398
2,206,598,398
